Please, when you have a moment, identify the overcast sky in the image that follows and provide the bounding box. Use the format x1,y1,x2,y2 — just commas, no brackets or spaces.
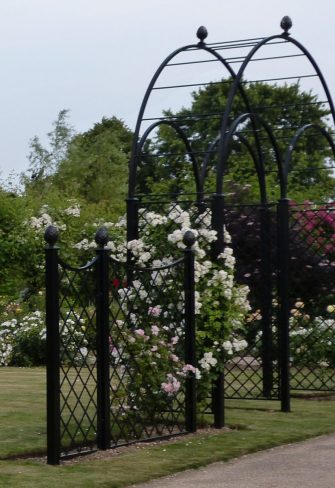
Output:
0,0,334,181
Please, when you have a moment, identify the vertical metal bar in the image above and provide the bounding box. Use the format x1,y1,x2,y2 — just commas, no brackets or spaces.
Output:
211,193,225,259
260,205,273,397
211,193,225,428
126,197,139,243
183,231,197,433
44,226,61,465
126,197,139,285
212,373,224,428
277,199,291,412
95,228,111,450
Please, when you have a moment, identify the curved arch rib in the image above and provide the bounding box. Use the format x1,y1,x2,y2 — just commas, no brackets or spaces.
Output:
218,112,284,199
200,132,268,204
128,42,261,197
216,34,335,194
136,119,201,195
284,124,335,197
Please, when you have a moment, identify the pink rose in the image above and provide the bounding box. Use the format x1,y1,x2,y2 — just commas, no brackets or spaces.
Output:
148,306,162,317
151,325,159,336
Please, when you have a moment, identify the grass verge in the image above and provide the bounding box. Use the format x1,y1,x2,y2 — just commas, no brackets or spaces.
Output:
1,369,335,487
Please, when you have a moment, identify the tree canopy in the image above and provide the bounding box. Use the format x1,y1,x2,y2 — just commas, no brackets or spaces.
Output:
22,111,133,220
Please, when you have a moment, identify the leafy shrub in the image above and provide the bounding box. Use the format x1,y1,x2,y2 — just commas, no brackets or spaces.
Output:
0,309,89,367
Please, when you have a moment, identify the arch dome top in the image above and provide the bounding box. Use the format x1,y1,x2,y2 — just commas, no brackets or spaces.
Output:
129,17,335,201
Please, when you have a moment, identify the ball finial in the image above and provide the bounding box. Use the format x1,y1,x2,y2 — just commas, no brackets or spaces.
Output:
196,26,208,44
44,225,59,247
95,227,109,248
183,230,197,248
280,16,292,35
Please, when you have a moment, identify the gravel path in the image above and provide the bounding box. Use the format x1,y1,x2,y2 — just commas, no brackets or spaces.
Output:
129,433,335,487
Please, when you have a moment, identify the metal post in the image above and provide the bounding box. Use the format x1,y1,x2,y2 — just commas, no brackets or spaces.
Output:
126,197,139,285
277,199,291,412
211,193,225,259
211,193,225,428
260,205,273,397
45,225,61,465
126,197,139,243
95,227,111,450
183,231,197,433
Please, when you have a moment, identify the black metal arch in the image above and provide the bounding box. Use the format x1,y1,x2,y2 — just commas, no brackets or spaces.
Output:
126,20,335,424
200,131,268,204
216,26,335,194
136,120,201,195
283,123,335,197
218,112,285,200
128,36,264,197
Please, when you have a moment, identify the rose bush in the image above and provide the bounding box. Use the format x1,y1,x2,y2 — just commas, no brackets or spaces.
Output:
0,304,89,367
101,205,251,406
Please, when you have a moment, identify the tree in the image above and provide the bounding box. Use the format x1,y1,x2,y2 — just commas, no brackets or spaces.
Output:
22,113,133,221
53,116,133,217
25,109,74,181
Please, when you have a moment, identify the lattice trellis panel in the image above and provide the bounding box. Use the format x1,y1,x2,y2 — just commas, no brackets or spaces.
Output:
108,256,187,445
223,204,280,400
58,261,98,456
289,203,335,392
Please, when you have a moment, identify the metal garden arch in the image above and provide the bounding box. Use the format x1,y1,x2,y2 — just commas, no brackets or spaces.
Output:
127,16,335,425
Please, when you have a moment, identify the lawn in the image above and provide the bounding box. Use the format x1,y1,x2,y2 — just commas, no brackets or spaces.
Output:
1,368,335,487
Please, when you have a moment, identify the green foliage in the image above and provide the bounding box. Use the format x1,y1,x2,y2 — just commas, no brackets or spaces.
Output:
10,326,46,367
0,111,134,303
23,109,74,186
53,116,132,216
0,305,90,367
0,189,34,295
114,205,251,407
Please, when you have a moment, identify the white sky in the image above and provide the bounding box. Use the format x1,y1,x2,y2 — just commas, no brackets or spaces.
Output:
0,0,334,180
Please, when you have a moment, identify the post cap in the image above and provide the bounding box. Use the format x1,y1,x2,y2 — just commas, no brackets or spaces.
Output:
95,226,109,248
44,225,59,246
183,230,197,248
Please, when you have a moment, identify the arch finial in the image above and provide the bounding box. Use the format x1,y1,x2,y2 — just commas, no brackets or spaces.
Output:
280,16,292,35
196,26,208,44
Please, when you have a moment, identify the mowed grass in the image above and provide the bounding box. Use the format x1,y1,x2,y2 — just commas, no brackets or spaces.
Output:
1,368,335,487
0,368,46,457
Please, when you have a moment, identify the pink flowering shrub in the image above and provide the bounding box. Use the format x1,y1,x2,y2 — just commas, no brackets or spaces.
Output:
291,200,335,260
108,311,197,418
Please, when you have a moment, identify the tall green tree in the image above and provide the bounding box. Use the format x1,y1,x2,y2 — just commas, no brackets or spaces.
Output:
23,113,133,220
25,109,74,181
54,116,132,217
